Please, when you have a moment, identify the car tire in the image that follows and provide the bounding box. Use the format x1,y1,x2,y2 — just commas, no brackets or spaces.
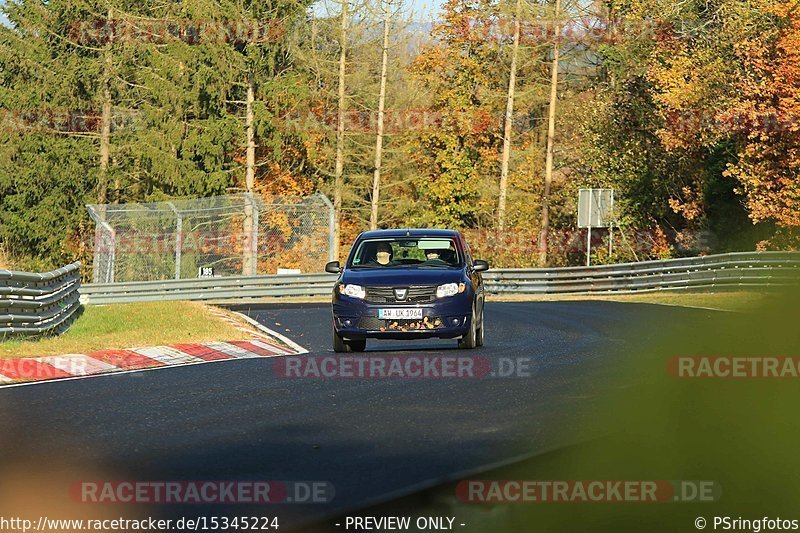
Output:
333,325,349,353
476,305,484,347
458,307,478,349
348,339,366,352
333,325,367,353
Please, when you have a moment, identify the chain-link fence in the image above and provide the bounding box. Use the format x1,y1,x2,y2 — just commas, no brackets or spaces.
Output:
87,193,334,283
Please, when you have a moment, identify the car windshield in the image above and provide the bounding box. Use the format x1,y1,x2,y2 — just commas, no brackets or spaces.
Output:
349,238,461,268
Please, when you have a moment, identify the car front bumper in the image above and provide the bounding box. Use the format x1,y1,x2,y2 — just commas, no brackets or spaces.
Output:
332,292,473,340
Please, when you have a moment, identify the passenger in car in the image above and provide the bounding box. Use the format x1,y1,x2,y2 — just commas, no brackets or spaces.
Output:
439,249,456,264
426,249,455,265
425,249,442,261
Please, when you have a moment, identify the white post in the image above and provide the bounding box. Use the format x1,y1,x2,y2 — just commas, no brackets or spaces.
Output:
586,191,592,267
167,202,182,280
608,189,614,257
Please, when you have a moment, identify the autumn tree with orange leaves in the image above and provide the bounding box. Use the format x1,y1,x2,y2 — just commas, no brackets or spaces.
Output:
725,0,800,229
408,0,507,228
643,0,800,243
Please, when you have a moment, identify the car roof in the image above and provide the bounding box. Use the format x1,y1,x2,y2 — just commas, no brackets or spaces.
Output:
357,229,461,239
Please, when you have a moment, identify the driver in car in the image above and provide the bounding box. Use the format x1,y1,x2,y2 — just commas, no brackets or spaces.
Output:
368,242,394,266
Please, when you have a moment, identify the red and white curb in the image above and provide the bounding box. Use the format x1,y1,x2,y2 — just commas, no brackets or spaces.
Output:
0,339,298,387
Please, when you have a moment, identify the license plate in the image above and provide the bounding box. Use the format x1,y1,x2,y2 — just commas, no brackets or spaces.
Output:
379,308,423,320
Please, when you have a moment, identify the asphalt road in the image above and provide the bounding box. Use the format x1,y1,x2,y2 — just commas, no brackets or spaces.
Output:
0,301,713,530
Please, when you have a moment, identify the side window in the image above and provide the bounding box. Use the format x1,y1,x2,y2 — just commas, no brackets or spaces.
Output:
463,241,474,266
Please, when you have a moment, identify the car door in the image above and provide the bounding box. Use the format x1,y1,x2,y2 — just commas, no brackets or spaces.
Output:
462,238,485,318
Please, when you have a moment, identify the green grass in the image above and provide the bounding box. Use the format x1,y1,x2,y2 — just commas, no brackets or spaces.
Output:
2,292,762,359
489,290,770,312
0,301,248,359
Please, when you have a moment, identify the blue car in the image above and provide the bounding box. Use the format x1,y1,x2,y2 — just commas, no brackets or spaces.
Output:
325,229,489,352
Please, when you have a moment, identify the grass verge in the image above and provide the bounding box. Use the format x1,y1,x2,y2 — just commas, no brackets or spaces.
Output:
0,301,248,359
488,290,771,312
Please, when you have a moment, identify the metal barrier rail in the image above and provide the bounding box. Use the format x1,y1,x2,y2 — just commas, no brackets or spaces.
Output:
79,252,800,304
482,251,800,295
0,262,82,337
81,273,336,304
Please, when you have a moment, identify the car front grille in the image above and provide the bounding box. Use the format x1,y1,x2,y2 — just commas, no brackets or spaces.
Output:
358,316,443,331
365,285,437,303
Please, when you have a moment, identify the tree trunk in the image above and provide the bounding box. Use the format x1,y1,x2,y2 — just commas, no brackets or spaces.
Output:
538,0,561,266
243,77,256,275
370,0,391,231
98,7,113,205
333,0,348,259
246,78,255,192
497,0,522,232
113,158,120,204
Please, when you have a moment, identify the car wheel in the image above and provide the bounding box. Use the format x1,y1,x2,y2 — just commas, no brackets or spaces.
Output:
333,325,348,352
458,307,478,349
348,339,366,352
476,305,484,347
333,325,367,353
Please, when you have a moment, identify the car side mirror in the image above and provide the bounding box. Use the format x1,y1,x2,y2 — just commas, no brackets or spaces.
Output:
473,259,489,272
325,261,341,274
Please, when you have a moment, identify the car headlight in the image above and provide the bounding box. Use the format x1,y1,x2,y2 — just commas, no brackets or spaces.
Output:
339,284,366,299
436,282,466,298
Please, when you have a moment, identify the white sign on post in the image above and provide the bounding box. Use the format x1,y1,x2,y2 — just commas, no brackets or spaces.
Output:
577,188,615,266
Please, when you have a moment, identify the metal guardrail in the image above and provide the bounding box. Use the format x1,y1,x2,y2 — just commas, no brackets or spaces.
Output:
79,252,800,304
482,251,800,295
0,262,82,338
81,273,337,305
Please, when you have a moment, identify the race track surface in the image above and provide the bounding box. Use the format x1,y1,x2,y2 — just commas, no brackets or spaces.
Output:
0,301,713,529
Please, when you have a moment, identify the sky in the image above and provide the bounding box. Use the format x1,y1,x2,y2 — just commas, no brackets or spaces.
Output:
311,0,442,22
402,0,443,22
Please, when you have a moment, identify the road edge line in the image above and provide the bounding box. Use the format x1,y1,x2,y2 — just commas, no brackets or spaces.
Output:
230,311,309,354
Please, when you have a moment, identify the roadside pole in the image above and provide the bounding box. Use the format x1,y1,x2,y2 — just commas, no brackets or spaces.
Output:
586,196,592,267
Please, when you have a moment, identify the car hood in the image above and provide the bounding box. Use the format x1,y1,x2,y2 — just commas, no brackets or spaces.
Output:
341,267,463,286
